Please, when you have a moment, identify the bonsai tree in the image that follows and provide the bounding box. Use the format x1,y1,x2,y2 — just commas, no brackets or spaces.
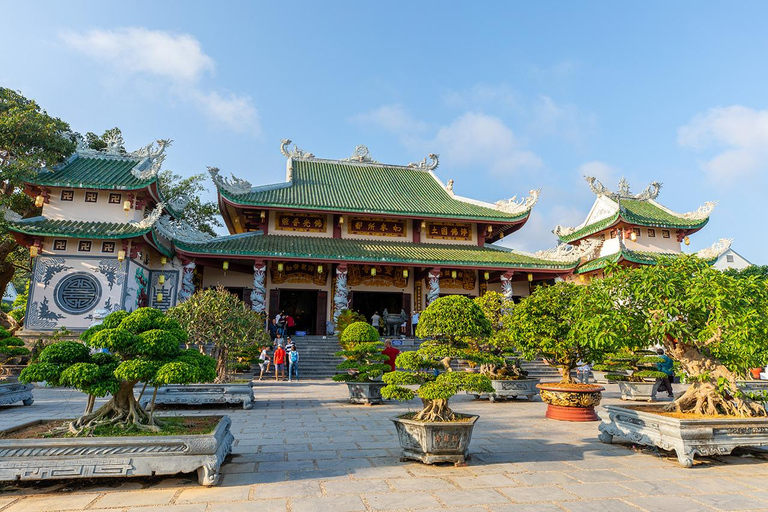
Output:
381,295,494,422
602,351,668,383
20,307,216,435
0,326,29,377
169,286,269,383
506,282,634,384
470,291,526,379
333,321,389,382
595,256,768,417
336,309,366,337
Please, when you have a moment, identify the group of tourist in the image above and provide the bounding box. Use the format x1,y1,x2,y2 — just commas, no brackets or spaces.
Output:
269,311,295,338
369,310,420,337
258,334,300,382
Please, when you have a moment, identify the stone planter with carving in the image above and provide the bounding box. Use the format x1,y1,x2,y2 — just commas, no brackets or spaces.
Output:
470,379,540,402
346,381,385,405
537,382,604,421
591,370,625,384
617,380,662,402
0,415,234,485
0,383,34,407
391,414,478,466
598,404,768,467
140,383,254,410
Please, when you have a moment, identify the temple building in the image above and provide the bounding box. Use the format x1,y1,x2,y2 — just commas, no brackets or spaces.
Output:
553,177,733,281
7,137,734,333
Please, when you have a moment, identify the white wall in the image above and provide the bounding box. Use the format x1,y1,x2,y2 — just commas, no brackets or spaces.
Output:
713,249,752,271
42,188,147,223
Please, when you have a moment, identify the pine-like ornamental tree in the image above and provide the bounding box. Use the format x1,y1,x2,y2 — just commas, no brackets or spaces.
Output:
333,321,389,382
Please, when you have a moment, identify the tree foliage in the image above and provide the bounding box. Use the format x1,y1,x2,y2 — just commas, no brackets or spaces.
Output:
382,296,493,421
724,265,768,281
334,322,389,382
335,309,366,337
168,286,269,383
20,307,216,434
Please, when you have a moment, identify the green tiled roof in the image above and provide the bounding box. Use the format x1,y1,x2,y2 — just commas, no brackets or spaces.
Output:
174,233,575,270
218,159,530,222
559,199,710,243
28,154,156,190
6,216,152,239
574,248,715,274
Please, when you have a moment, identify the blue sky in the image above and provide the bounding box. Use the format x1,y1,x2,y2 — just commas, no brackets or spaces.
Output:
3,1,767,262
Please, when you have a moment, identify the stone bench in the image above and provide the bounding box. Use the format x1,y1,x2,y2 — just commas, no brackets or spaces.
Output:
140,384,254,410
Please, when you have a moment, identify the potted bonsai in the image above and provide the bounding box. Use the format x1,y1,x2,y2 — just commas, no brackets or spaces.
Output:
594,256,768,467
0,326,33,406
471,292,540,401
333,321,390,404
506,282,633,421
382,295,493,465
603,351,668,401
10,307,233,485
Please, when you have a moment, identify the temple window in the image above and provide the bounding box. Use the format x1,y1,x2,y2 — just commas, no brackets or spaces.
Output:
60,190,74,201
632,228,641,237
726,255,734,263
85,191,98,203
648,229,656,237
102,241,115,253
53,239,67,251
108,193,122,204
662,229,670,238
78,240,92,252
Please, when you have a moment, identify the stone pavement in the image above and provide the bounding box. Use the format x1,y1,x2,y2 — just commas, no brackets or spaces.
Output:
1,381,768,512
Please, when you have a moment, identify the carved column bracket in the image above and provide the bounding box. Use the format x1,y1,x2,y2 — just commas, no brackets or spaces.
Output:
426,268,441,306
500,271,515,301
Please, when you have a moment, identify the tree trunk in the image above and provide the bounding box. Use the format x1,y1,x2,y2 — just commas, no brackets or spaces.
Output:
413,398,455,422
665,342,766,417
214,346,228,384
68,380,160,435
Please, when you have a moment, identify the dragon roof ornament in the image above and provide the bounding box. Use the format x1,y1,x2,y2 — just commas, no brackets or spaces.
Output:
495,189,541,215
130,203,165,230
552,225,576,238
68,134,171,181
167,193,191,212
280,139,315,160
208,166,252,195
696,238,732,260
533,237,602,263
407,153,439,171
342,145,379,164
155,214,213,243
681,201,717,220
585,176,662,201
2,209,21,222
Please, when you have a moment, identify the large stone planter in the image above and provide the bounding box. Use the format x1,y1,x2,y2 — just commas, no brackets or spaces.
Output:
0,383,33,407
346,381,385,405
391,414,478,466
598,404,768,467
472,378,540,402
0,415,234,485
140,384,254,410
537,382,604,422
617,380,662,402
736,380,768,395
592,370,625,384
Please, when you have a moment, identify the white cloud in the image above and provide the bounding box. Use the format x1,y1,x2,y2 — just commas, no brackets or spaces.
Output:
351,104,427,134
577,160,619,184
678,105,768,179
60,27,259,134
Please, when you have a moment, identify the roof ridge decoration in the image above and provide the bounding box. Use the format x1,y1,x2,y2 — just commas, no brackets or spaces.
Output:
208,166,252,195
532,237,603,262
696,238,733,260
407,154,439,171
3,209,22,222
280,139,315,160
155,214,213,243
495,189,541,215
68,134,171,181
681,201,718,220
585,176,662,201
129,203,165,230
552,225,577,238
342,145,379,164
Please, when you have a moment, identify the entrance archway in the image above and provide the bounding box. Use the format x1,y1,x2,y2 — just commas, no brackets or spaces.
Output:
352,292,403,325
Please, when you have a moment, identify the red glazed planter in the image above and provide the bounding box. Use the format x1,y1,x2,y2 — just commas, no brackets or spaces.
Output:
536,382,605,422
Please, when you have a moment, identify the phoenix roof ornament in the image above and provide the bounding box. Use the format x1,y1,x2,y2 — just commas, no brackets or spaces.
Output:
280,139,314,160
534,237,602,262
208,166,252,195
408,153,439,171
495,189,541,215
681,201,718,220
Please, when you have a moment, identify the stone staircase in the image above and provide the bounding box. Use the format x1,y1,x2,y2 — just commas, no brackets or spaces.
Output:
520,358,563,381
288,335,344,379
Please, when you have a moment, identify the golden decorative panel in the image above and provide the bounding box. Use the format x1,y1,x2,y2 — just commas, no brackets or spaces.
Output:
275,212,327,233
348,265,408,288
348,217,407,237
438,269,476,291
270,261,327,286
425,221,472,241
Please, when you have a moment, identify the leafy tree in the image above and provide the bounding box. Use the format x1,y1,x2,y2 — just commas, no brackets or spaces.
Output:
0,326,29,377
158,170,222,237
20,308,216,435
505,281,635,383
85,127,125,153
0,88,75,328
333,322,389,382
168,286,269,383
471,291,524,379
382,296,493,422
724,265,768,281
594,256,768,417
335,309,366,337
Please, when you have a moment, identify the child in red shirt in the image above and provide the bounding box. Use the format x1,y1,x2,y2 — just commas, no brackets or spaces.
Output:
274,344,287,381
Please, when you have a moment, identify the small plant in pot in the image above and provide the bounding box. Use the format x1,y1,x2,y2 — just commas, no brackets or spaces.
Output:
603,352,668,402
506,282,634,421
0,327,33,406
333,322,390,404
382,295,493,465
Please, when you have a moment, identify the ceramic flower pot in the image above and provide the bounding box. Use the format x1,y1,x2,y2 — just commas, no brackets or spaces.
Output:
536,382,604,422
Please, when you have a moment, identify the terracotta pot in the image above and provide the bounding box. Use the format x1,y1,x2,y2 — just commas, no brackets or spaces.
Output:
536,382,605,422
750,368,762,380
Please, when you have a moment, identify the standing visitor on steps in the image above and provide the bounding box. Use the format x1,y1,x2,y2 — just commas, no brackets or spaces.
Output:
411,310,419,337
371,311,381,335
288,345,300,381
274,344,287,381
656,348,675,397
273,332,283,349
382,339,400,372
285,314,295,336
258,346,271,381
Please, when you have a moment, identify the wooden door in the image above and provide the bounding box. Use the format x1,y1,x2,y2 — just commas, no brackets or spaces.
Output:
316,291,327,335
268,289,280,322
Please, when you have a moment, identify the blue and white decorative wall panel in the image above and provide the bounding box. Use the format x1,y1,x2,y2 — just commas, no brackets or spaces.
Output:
26,256,128,331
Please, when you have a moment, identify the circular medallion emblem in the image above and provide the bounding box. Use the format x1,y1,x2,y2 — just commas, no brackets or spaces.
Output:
54,272,102,315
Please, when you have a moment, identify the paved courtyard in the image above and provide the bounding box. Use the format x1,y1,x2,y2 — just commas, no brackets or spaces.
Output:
1,381,768,512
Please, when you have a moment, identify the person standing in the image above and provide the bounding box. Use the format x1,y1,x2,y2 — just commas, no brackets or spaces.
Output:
382,339,400,372
274,344,287,381
371,311,381,335
288,345,300,381
411,310,419,337
274,332,283,349
258,346,271,381
656,348,675,397
285,314,295,336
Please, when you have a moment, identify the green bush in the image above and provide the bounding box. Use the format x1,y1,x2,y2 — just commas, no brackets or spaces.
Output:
336,309,366,337
340,321,379,348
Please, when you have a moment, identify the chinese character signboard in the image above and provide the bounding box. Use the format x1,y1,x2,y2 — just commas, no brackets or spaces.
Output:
275,212,327,233
426,221,472,241
271,261,327,286
439,269,476,291
348,264,408,288
348,217,407,238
